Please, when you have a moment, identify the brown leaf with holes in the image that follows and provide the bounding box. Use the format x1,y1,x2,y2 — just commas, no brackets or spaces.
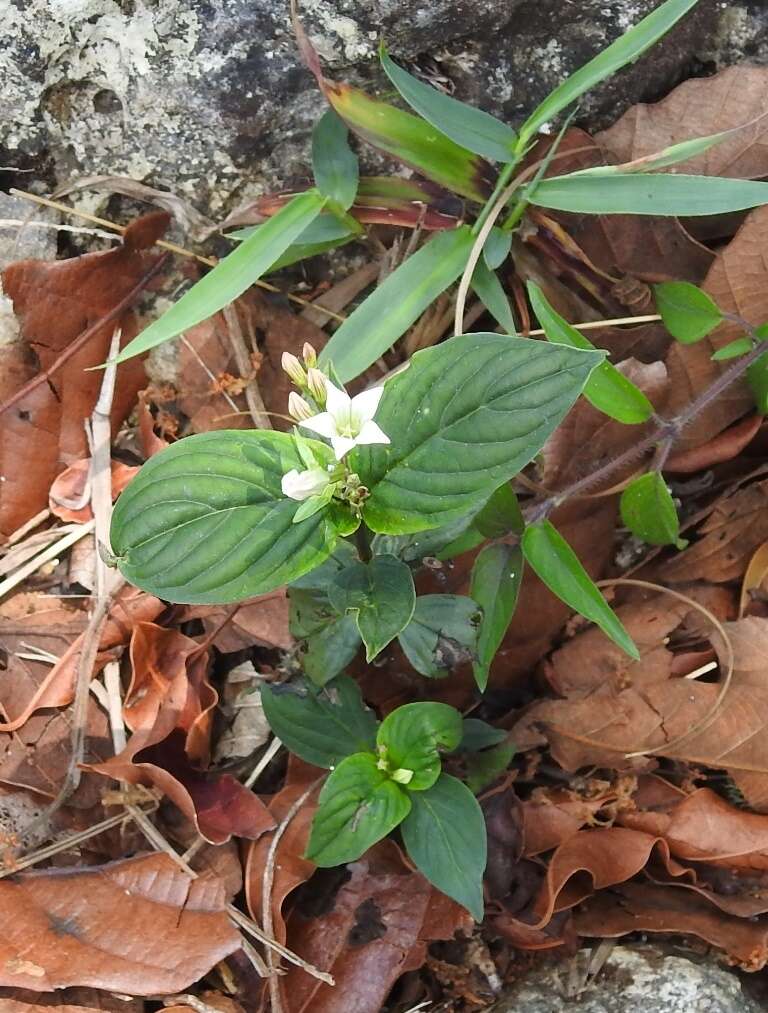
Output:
575,882,768,969
0,852,239,994
0,213,168,538
277,840,471,1013
597,66,768,181
658,477,768,585
86,623,274,844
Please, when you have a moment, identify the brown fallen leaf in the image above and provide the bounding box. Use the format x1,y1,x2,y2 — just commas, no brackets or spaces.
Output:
666,414,763,473
0,852,239,994
597,66,768,181
521,790,612,857
0,213,168,538
0,986,143,1012
278,840,471,1013
49,459,139,524
176,313,252,434
177,590,291,654
87,623,274,844
659,477,768,585
574,882,768,970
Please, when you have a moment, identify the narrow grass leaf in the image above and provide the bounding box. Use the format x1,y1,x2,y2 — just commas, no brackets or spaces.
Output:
312,108,359,210
472,261,517,332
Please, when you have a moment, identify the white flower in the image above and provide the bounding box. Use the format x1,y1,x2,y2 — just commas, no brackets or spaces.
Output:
281,467,331,501
299,378,390,460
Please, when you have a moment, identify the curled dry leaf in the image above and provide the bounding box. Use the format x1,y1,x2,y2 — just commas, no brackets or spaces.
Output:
277,840,472,1013
666,413,762,473
87,622,275,844
49,459,139,523
177,590,291,654
597,66,768,181
521,789,613,857
0,212,169,538
0,853,239,994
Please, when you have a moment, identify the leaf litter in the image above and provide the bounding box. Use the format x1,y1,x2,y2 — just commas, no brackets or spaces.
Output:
8,60,768,1013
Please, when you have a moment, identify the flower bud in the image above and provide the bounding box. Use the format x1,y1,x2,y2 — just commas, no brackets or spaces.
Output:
288,391,314,422
281,352,305,386
281,467,331,502
302,342,317,368
306,367,328,406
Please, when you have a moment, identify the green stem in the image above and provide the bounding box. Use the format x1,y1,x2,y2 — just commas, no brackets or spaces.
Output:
471,152,522,238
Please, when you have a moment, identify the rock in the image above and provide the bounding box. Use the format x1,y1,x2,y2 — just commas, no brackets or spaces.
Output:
0,192,58,271
1,1,766,218
490,946,761,1013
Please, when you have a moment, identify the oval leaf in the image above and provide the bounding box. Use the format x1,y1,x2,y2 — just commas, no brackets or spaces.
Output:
330,554,416,661
654,281,723,343
380,45,517,162
356,333,603,533
377,702,463,791
111,430,355,604
261,675,377,769
398,595,481,678
620,472,682,547
528,281,653,424
401,773,486,921
312,109,359,210
470,543,523,691
115,190,326,363
527,172,768,216
306,753,411,866
319,226,476,383
521,520,639,659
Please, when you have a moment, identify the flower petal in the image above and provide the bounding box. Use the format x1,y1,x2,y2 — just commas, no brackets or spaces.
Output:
355,419,390,447
330,434,358,460
281,467,330,501
324,378,352,419
300,412,338,440
350,385,384,426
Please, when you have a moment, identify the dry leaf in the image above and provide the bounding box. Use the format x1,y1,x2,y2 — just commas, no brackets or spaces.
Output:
0,853,239,994
176,314,252,434
49,459,139,524
0,986,143,1011
597,66,768,181
666,414,762,473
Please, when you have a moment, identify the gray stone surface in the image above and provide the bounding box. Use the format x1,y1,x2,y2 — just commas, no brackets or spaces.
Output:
490,946,762,1013
3,0,767,218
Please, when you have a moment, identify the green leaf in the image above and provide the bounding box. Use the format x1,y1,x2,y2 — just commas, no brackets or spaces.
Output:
329,555,416,661
527,173,768,216
401,773,486,920
466,740,514,795
110,429,356,604
302,614,362,686
712,337,753,362
306,753,411,866
483,227,512,270
470,544,523,691
355,333,603,533
326,81,495,202
380,45,517,162
114,190,326,363
290,541,358,592
520,0,699,141
472,483,525,538
748,348,768,414
377,702,463,791
398,595,481,678
528,281,653,424
319,226,475,383
312,109,359,210
260,675,378,769
654,281,723,343
471,261,517,333
620,472,682,547
521,520,639,659
565,129,739,176
460,718,507,752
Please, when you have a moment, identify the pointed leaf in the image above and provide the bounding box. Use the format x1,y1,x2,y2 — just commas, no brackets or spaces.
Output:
398,595,481,678
302,614,362,686
319,225,475,382
466,740,515,794
401,773,486,920
566,128,740,176
528,281,653,423
711,337,752,362
377,702,463,791
312,109,359,210
306,753,411,866
460,718,507,752
527,172,768,216
115,191,326,362
654,281,723,343
261,675,378,769
380,45,517,162
328,554,416,660
521,519,639,659
110,430,356,604
483,227,512,270
471,260,517,332
520,0,699,140
470,543,523,691
356,333,603,533
620,472,682,547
